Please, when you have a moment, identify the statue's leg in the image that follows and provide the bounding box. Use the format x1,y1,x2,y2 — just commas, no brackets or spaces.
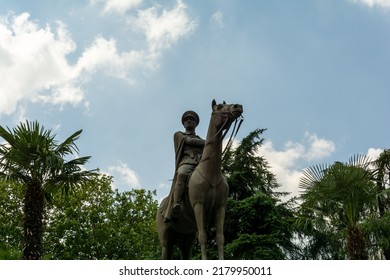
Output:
215,206,226,260
193,202,207,260
172,172,186,217
173,172,186,204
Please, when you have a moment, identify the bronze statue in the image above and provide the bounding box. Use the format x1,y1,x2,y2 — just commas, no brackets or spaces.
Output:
162,110,206,223
157,100,243,260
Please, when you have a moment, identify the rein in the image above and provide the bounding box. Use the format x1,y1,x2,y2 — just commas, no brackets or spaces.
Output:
222,115,244,161
200,110,244,164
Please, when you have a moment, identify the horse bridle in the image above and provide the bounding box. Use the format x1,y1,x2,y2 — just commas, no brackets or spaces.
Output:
222,113,244,160
201,107,244,162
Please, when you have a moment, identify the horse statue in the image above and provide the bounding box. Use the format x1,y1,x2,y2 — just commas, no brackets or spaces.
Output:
156,100,243,260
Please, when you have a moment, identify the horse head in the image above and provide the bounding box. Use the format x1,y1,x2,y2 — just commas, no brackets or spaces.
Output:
211,99,243,131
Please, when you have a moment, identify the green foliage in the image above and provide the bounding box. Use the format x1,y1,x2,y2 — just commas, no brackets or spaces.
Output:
2,121,387,260
0,120,98,259
372,149,390,216
222,129,280,200
0,176,160,260
0,121,97,192
219,128,299,259
371,149,390,259
224,192,297,259
44,175,160,259
297,155,380,259
0,244,20,259
0,181,23,259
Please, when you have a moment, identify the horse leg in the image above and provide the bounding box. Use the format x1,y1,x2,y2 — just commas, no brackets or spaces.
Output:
179,232,196,260
161,233,173,259
193,203,208,260
161,244,169,260
159,222,175,260
215,206,226,260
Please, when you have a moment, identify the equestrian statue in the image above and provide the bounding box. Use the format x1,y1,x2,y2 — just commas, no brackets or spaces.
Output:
157,99,243,260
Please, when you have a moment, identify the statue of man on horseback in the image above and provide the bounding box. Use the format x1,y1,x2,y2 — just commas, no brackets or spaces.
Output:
162,110,205,223
157,100,243,260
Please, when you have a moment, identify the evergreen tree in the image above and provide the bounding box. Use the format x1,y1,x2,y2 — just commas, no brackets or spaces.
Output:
218,128,298,259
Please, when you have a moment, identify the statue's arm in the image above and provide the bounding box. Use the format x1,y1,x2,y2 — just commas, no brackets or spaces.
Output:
185,136,205,147
173,132,185,169
174,131,184,151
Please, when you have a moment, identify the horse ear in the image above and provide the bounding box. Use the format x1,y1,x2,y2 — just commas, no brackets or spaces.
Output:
223,101,226,104
212,99,216,108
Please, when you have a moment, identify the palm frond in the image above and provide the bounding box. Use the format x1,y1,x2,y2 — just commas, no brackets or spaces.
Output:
55,129,83,156
299,164,329,191
348,154,371,167
0,120,98,195
0,125,15,147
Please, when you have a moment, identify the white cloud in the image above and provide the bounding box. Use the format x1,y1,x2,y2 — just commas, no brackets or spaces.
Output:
212,11,224,28
304,132,336,161
34,85,85,108
259,141,304,198
14,105,28,123
258,132,336,199
0,12,81,115
258,133,385,200
351,0,390,9
367,147,383,160
0,1,196,116
133,0,197,54
74,36,145,82
91,0,143,15
108,162,141,189
77,1,197,80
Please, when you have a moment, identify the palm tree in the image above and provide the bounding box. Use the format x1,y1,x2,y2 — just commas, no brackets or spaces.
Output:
0,120,97,259
297,155,378,259
372,149,390,259
373,150,390,217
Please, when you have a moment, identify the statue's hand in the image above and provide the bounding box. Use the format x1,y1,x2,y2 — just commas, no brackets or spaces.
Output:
186,137,205,147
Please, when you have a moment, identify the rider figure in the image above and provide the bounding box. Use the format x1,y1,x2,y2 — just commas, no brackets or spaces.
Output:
167,110,205,221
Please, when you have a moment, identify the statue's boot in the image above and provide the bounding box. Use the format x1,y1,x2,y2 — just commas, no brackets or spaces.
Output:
172,175,185,219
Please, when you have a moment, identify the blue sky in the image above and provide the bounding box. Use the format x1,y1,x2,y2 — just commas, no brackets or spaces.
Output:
0,0,389,200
